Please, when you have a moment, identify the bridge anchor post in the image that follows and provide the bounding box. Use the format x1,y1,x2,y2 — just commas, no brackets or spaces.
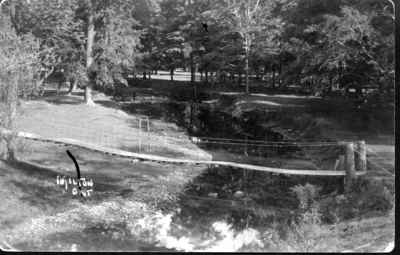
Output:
355,140,367,172
344,142,356,193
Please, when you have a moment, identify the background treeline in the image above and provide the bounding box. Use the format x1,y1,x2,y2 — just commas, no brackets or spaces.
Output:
0,0,395,103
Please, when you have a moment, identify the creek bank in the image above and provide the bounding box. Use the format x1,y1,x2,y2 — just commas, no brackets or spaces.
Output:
120,90,394,250
122,95,347,233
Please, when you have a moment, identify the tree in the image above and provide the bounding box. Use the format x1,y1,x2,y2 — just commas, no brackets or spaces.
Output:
203,0,284,93
4,0,85,97
4,0,146,105
278,0,393,96
157,0,186,81
78,0,96,105
135,0,162,77
0,14,40,160
75,0,142,105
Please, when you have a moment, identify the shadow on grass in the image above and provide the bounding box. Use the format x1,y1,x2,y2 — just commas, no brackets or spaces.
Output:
95,100,122,110
31,90,83,105
10,180,67,209
3,158,135,203
27,89,85,105
6,159,61,179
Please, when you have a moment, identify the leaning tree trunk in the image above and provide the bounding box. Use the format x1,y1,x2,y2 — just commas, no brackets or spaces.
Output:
245,37,250,94
67,78,78,95
84,3,95,106
3,75,19,161
35,67,54,97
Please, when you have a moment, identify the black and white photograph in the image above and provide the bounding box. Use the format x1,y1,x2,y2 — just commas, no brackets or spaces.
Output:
0,0,395,252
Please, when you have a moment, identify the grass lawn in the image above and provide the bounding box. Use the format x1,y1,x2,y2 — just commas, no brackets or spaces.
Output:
15,89,211,161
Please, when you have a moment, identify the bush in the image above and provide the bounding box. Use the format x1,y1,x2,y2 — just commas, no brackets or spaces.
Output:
351,178,393,213
259,183,340,252
319,178,394,222
290,183,321,212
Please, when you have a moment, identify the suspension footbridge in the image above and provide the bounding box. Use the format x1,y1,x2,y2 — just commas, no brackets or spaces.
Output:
0,127,367,178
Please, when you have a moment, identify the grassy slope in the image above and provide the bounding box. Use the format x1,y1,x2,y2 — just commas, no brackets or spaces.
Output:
0,86,395,251
1,88,210,251
15,90,211,161
0,143,205,251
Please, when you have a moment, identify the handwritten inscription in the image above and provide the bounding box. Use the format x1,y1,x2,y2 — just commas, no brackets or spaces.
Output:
56,175,94,197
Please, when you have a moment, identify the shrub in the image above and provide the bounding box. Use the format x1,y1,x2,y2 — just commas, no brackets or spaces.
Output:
290,183,322,212
267,183,331,252
319,178,394,222
351,178,394,213
259,183,341,252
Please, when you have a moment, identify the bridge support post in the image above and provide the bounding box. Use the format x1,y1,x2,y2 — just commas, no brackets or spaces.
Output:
344,142,356,193
355,140,367,172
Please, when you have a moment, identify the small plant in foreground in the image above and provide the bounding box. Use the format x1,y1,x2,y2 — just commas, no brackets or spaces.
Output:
258,183,340,252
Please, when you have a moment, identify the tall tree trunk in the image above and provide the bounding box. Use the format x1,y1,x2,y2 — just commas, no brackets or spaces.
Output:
148,71,151,80
190,53,195,83
56,81,62,96
264,63,269,87
205,70,208,83
272,65,275,89
193,81,197,102
4,75,19,161
170,69,174,81
245,57,249,93
245,38,250,94
85,2,95,106
278,60,282,87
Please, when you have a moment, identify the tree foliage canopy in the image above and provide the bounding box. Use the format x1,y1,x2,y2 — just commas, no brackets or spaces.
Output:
0,0,394,95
